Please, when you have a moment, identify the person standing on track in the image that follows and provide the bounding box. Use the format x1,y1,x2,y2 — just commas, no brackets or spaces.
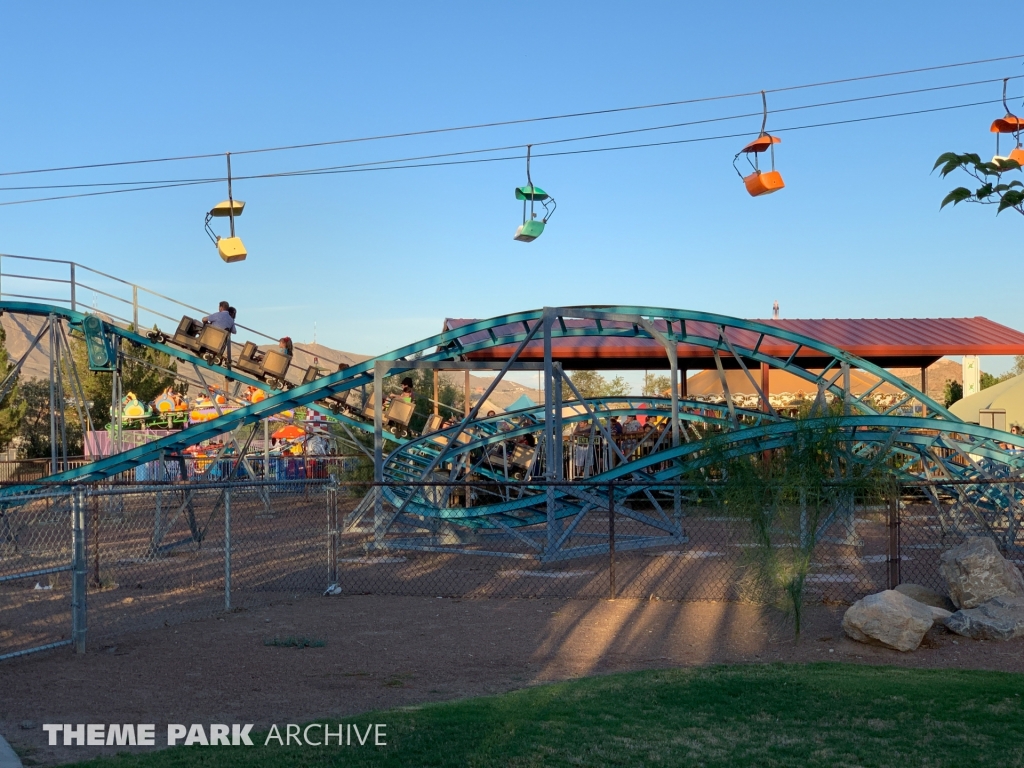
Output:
203,301,237,368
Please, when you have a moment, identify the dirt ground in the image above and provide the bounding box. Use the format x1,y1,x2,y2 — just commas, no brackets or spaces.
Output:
4,594,1024,766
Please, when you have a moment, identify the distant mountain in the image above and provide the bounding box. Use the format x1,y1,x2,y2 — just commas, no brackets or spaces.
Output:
889,359,962,404
1,313,50,381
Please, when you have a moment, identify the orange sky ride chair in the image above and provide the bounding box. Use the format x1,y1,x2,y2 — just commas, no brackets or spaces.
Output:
734,91,784,197
991,78,1024,169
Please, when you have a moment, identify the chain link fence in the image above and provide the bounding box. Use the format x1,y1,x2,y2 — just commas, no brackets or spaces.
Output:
3,477,1023,659
0,491,75,659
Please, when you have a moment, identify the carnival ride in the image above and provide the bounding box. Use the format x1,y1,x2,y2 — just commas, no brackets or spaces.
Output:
1,256,1024,561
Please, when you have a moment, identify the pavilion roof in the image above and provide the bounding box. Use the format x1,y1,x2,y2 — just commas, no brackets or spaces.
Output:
443,316,1024,370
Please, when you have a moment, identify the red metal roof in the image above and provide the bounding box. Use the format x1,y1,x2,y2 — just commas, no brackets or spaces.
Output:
444,316,1024,370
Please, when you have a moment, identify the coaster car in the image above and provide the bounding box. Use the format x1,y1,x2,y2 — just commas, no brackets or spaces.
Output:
235,341,292,388
300,364,351,411
149,316,230,366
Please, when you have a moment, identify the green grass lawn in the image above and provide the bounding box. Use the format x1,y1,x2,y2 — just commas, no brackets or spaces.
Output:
66,663,1024,767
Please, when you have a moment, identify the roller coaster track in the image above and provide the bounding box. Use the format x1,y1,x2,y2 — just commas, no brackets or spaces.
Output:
4,300,1024,555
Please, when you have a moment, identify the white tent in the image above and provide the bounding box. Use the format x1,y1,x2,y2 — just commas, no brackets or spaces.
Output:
950,373,1024,428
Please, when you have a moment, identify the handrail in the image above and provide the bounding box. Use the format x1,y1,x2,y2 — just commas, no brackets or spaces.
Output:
0,252,345,366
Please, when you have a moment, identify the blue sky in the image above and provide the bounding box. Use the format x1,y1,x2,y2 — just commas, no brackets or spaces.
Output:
0,2,1020,379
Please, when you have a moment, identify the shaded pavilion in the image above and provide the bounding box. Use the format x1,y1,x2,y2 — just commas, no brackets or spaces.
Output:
445,315,1024,411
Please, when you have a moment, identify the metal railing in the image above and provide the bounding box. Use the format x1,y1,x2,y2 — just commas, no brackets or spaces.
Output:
0,252,345,367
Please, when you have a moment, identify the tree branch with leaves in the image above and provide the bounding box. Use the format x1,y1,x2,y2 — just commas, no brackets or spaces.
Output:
934,152,1024,215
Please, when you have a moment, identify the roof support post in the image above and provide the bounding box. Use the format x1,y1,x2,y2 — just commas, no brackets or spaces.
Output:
761,362,770,413
543,308,555,480
920,365,928,418
543,308,556,552
546,361,564,558
842,362,851,416
637,317,679,449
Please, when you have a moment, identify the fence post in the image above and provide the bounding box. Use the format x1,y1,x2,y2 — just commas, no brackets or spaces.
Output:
887,483,901,590
71,488,87,654
224,486,232,611
328,481,338,586
69,263,76,312
91,494,100,587
608,481,616,600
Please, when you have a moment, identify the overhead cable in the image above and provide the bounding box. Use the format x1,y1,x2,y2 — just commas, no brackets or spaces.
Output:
0,93,1015,207
1,53,1021,179
2,75,1021,194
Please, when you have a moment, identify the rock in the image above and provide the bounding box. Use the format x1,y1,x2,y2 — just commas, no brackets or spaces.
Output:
842,590,935,651
928,606,953,626
939,537,1024,609
946,596,1024,641
894,583,955,611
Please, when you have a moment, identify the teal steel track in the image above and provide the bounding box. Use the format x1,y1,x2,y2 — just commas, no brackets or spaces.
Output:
2,301,1019,515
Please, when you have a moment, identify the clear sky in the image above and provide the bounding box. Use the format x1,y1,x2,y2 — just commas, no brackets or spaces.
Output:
0,2,1020,380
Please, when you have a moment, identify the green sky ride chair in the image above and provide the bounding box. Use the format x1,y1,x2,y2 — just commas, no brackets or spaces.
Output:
514,145,556,242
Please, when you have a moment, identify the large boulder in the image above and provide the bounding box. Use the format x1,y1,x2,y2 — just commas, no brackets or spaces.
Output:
894,583,954,612
939,537,1024,609
842,590,935,652
946,596,1024,641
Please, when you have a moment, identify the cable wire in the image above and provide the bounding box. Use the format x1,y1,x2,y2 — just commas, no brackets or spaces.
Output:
0,94,1014,207
1,53,1021,179
2,74,1020,194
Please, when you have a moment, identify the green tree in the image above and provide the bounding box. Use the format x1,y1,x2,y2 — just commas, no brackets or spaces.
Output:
934,152,1024,216
68,328,180,428
0,323,26,451
567,370,631,400
410,370,463,433
980,371,1012,390
17,379,78,458
642,373,671,397
943,379,963,408
1012,356,1024,377
604,375,630,397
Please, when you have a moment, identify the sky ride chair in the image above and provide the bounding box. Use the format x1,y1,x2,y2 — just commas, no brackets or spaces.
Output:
733,91,785,197
514,145,556,242
990,78,1024,169
205,153,247,263
234,341,293,389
